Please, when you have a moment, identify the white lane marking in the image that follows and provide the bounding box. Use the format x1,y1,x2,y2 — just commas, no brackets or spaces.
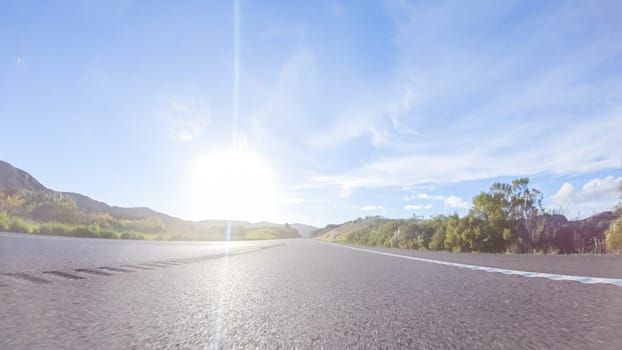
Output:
329,243,622,287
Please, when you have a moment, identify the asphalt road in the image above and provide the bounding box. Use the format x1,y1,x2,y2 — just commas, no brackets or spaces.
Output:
2,233,622,349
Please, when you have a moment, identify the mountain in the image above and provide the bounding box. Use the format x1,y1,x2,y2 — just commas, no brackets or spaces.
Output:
313,216,385,241
62,191,180,222
0,160,301,240
0,160,182,224
0,160,47,192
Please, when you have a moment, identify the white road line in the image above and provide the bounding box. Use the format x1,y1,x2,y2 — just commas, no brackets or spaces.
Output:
329,243,622,287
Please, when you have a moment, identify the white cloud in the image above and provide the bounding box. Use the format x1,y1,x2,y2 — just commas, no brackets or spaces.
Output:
306,1,622,196
280,197,304,205
550,182,577,203
444,195,470,209
307,103,386,148
549,176,622,218
551,176,622,204
311,109,622,191
416,193,445,201
580,177,622,201
361,205,383,211
16,57,23,67
404,204,432,211
406,193,470,209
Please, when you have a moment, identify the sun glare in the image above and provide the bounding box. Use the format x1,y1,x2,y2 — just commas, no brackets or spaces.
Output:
187,151,278,222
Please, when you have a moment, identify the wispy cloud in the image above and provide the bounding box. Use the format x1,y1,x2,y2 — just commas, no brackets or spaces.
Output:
444,196,470,209
165,101,208,141
405,193,470,210
311,108,622,191
361,205,383,211
306,0,622,197
415,193,444,201
404,204,432,211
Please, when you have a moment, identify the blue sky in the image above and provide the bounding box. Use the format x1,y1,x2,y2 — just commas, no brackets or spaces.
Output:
1,0,621,227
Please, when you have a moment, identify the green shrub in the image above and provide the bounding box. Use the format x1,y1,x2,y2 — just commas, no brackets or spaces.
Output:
0,211,10,231
9,216,31,233
120,231,144,240
39,222,73,236
71,226,99,238
99,229,120,239
606,215,622,253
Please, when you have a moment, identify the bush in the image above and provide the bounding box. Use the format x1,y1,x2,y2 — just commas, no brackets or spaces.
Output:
99,229,120,239
120,231,144,240
606,215,622,253
9,216,31,233
0,211,9,231
39,222,73,236
71,226,99,238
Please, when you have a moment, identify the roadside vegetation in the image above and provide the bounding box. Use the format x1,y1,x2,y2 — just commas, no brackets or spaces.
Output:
605,179,622,253
316,178,622,254
0,189,298,241
606,212,622,253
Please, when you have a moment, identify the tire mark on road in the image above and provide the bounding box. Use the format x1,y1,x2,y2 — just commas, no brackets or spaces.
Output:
75,268,113,276
42,271,86,280
3,273,51,284
98,266,135,273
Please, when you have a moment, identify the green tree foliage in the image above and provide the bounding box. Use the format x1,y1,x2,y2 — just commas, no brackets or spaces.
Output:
342,178,546,253
0,211,9,231
605,215,622,253
470,178,543,252
605,180,622,253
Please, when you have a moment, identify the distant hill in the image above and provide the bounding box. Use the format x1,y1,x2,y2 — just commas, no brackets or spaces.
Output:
198,220,282,229
0,160,301,240
198,220,317,237
0,160,182,223
289,223,319,238
62,191,180,222
313,216,385,241
0,160,46,192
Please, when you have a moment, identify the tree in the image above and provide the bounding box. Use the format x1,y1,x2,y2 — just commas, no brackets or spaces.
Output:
469,178,543,252
442,215,461,252
605,179,622,253
0,211,9,231
606,215,622,253
428,216,447,251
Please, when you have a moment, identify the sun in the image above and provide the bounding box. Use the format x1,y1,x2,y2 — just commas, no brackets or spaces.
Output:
187,150,278,222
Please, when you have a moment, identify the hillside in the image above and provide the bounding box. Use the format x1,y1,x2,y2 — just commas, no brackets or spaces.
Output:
313,216,386,241
0,160,46,192
0,160,301,240
197,220,316,238
289,223,318,238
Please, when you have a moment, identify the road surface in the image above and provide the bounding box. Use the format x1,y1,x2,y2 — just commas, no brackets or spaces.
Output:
1,232,622,349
